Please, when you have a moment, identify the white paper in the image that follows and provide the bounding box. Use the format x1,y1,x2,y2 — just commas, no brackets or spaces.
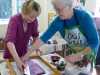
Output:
24,64,30,75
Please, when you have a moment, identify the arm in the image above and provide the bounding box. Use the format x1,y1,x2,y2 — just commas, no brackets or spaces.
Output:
65,11,99,63
7,42,23,65
79,12,99,56
35,17,64,48
22,19,40,59
5,17,25,70
23,17,64,59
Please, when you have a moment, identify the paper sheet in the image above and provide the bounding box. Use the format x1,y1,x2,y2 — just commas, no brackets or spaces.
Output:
24,59,53,75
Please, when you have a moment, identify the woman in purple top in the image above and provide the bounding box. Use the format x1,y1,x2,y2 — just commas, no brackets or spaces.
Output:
3,0,41,72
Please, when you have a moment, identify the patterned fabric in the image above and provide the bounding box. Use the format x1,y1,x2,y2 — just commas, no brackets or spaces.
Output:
64,27,88,48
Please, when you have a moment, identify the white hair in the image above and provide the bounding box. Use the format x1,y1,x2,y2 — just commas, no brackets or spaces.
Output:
52,0,74,8
60,0,73,7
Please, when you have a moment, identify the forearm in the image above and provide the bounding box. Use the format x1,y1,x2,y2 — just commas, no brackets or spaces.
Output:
78,47,95,55
7,42,22,63
25,38,44,57
33,38,44,49
81,47,91,55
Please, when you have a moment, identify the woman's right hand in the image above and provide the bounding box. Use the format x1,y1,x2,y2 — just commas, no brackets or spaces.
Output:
7,42,27,73
16,59,26,73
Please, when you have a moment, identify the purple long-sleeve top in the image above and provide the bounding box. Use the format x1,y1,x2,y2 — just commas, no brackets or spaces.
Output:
4,14,39,59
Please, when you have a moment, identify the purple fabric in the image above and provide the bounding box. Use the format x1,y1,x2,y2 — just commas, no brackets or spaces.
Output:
26,60,45,75
4,14,39,59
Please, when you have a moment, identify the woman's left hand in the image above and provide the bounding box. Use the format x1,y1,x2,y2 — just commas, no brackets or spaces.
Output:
21,54,30,62
65,53,84,64
21,49,42,62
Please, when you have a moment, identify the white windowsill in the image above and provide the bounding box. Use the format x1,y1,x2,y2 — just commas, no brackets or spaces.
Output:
0,19,9,25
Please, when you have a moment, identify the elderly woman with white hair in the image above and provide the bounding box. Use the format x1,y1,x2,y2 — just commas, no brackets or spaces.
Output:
21,0,99,75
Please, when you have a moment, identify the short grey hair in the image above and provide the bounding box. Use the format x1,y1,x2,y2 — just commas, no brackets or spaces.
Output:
60,0,73,7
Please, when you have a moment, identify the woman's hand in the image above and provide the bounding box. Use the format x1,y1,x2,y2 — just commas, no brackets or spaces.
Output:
21,55,30,62
35,49,42,55
65,53,84,64
21,48,42,62
16,58,26,73
6,42,26,73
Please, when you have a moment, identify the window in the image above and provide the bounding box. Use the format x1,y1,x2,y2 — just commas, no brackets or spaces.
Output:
0,0,24,24
0,0,12,19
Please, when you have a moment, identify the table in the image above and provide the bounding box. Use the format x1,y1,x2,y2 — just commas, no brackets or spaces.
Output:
0,55,61,75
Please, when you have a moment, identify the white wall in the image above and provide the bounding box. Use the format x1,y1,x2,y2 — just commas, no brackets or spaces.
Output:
35,0,48,32
85,0,96,13
0,25,7,38
95,0,100,17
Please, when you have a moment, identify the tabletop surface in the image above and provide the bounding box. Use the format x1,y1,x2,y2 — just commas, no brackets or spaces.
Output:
0,53,61,75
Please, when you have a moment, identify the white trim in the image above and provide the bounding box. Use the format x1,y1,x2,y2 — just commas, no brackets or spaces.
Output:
0,19,9,25
12,0,17,15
